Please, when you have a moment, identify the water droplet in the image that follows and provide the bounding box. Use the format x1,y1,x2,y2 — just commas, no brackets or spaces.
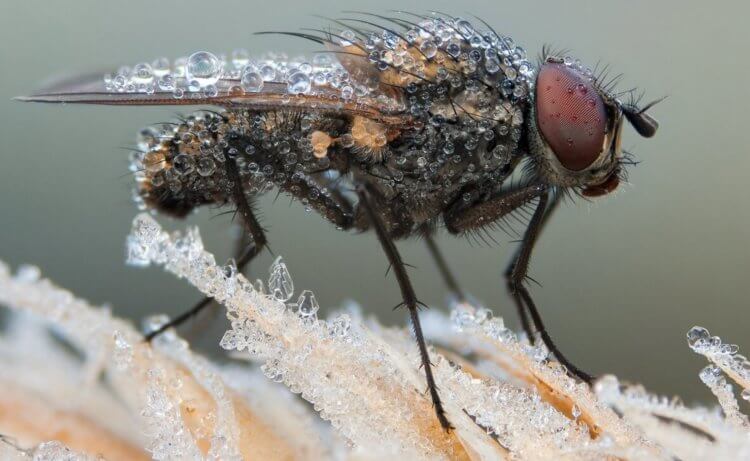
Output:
197,156,216,176
277,140,291,154
186,51,221,87
456,19,475,39
339,29,356,46
132,62,154,84
241,70,264,92
259,64,276,81
268,256,294,302
571,404,582,419
491,145,510,164
203,84,218,97
331,314,351,338
699,364,722,385
420,40,438,59
593,375,621,401
158,74,175,90
297,290,319,318
687,326,710,348
15,264,41,283
485,57,500,74
172,153,196,175
287,70,311,94
142,314,170,336
341,85,354,100
446,42,461,58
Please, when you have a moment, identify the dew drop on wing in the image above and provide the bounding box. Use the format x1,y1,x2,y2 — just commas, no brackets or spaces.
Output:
185,51,222,87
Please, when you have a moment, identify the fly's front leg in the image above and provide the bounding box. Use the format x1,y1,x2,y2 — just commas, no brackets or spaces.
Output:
356,185,452,431
507,190,593,383
502,192,561,340
445,183,547,339
445,184,593,384
145,156,268,341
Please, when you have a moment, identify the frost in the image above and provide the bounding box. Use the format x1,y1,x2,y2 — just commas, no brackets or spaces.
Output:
688,326,750,429
0,214,747,460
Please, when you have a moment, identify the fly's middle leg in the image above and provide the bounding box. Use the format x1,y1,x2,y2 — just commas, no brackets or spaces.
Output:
356,184,453,431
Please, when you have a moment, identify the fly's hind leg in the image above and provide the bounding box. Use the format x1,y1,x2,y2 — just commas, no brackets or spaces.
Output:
356,185,452,430
145,156,268,341
445,184,593,384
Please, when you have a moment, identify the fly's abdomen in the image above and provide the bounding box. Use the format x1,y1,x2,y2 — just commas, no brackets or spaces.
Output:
131,111,234,217
130,109,358,222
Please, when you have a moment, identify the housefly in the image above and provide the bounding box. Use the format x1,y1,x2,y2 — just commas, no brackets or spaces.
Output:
19,11,660,430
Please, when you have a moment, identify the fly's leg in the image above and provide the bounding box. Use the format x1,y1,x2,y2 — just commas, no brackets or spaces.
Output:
445,184,546,339
356,185,452,431
445,184,593,384
279,175,354,230
182,229,257,339
506,190,593,383
145,156,268,341
503,192,561,342
423,231,467,302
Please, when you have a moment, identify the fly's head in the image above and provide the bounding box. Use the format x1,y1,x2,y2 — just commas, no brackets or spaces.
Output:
527,54,660,197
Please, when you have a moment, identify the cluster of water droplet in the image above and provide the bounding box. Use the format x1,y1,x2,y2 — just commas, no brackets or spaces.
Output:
685,326,750,430
103,49,373,101
11,441,95,460
687,326,750,401
327,16,532,210
129,107,351,221
337,16,534,98
118,16,544,229
126,214,462,456
0,259,253,459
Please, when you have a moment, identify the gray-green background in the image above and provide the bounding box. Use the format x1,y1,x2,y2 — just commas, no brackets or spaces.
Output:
1,1,748,404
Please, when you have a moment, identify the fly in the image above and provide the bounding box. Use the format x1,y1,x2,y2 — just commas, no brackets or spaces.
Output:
18,11,661,430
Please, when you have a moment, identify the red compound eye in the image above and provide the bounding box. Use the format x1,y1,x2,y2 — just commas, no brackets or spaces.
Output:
535,62,608,171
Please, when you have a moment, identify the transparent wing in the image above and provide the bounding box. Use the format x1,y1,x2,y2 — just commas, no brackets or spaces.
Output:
17,54,411,126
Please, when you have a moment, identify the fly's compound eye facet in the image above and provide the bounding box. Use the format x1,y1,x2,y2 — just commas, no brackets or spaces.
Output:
535,62,608,171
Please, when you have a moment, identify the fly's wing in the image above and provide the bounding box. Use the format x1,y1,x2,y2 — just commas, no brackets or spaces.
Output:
17,52,412,126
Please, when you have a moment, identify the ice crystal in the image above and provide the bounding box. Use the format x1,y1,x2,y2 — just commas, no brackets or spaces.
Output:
0,215,748,460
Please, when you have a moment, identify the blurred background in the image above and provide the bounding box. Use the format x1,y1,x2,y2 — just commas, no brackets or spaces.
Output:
1,0,748,404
